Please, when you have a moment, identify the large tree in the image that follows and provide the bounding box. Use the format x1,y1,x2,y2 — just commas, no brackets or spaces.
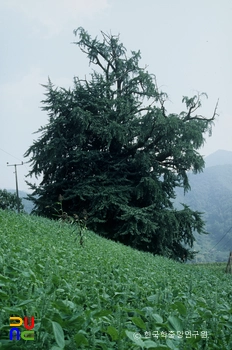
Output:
25,28,218,260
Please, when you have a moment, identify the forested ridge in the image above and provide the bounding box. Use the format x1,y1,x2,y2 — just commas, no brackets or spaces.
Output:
174,151,232,262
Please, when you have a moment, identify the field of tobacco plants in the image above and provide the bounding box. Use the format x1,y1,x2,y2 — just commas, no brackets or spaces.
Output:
0,209,232,349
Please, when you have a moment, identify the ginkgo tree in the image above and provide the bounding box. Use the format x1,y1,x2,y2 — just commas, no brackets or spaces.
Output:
25,27,218,260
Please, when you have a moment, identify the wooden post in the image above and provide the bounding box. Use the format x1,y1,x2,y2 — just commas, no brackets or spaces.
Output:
225,252,232,273
7,162,23,213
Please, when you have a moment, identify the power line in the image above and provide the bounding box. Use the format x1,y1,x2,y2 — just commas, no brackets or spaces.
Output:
218,230,232,250
208,226,232,252
0,147,30,171
0,147,22,162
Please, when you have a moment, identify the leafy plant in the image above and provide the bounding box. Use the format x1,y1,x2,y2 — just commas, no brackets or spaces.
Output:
1,210,232,349
47,194,87,246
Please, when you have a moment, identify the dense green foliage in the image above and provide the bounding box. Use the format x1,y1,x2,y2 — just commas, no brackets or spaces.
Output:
1,210,232,349
0,189,24,212
25,28,217,260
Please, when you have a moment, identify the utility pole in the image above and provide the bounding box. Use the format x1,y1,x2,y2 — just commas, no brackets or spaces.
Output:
7,162,23,213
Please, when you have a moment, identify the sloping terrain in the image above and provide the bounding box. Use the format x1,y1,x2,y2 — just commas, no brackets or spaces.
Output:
1,210,232,349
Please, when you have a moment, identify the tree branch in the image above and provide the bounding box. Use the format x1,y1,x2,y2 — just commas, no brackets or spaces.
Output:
183,95,219,122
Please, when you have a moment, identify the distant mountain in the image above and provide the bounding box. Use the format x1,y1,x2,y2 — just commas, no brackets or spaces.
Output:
204,149,232,168
174,150,232,262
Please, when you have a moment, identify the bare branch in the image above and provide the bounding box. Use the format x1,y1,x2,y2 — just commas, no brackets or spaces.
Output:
73,39,116,72
184,98,219,122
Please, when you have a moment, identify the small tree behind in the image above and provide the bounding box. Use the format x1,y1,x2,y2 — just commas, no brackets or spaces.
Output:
0,189,24,212
25,28,218,260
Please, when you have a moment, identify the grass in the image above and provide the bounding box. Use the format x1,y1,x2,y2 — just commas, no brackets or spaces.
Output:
0,209,232,349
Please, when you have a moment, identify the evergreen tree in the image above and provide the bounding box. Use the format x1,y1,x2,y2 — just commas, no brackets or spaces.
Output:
25,28,218,260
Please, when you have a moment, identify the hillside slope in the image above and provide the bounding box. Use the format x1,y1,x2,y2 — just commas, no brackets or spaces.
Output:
1,210,232,349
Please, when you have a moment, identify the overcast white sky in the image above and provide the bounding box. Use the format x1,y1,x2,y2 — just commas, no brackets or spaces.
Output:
1,0,232,192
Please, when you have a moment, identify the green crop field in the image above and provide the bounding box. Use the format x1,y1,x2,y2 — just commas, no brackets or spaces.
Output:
0,209,232,349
